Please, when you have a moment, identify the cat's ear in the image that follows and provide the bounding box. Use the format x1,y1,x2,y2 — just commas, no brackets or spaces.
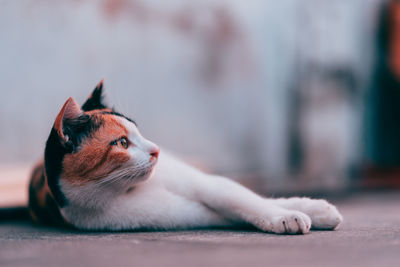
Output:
81,79,107,111
54,97,83,143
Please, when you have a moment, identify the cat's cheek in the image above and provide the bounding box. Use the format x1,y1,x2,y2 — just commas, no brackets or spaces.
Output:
109,151,131,165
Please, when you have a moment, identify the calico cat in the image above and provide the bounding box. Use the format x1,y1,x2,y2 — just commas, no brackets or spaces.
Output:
28,80,343,233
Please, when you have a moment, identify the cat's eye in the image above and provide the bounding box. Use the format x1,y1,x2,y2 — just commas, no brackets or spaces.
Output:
110,137,129,149
119,137,129,149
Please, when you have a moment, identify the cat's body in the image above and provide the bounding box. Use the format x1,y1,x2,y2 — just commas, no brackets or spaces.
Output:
28,81,343,234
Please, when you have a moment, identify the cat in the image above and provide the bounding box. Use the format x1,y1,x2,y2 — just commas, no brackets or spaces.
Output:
28,80,343,234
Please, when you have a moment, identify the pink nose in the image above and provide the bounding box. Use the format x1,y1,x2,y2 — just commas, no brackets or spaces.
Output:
150,147,160,159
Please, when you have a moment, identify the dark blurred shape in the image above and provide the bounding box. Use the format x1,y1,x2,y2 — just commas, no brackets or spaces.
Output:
367,0,400,167
0,206,29,221
364,0,400,189
288,63,359,189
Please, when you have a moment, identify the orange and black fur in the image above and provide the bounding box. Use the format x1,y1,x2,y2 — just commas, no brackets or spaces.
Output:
28,80,133,227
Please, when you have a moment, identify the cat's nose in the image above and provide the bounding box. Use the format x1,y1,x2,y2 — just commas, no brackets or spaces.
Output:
149,146,160,160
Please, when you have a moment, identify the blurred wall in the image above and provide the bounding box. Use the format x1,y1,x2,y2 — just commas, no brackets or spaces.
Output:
0,0,385,190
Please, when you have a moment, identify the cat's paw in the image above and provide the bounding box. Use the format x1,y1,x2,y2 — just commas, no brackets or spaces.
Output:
257,210,312,234
273,197,343,230
305,199,343,230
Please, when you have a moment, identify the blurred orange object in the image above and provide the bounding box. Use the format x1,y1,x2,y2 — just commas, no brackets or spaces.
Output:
389,0,400,79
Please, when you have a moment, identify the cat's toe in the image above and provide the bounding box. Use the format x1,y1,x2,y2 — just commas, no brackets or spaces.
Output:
308,200,343,230
269,211,311,234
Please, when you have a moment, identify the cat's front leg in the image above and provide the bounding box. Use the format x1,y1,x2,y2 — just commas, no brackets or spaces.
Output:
268,197,343,230
192,175,312,234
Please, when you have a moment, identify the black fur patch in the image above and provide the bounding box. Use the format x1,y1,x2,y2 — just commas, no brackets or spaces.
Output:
63,114,103,150
100,111,137,125
44,114,103,207
82,82,107,111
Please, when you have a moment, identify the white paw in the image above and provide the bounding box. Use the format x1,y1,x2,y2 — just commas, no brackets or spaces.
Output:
303,199,343,230
258,209,311,234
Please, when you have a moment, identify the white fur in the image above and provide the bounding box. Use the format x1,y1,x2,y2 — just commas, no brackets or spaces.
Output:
60,118,343,234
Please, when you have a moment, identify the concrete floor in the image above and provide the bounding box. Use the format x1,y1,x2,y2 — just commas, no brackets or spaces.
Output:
0,192,399,267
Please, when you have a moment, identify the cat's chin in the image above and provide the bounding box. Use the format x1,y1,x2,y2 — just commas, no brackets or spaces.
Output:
129,165,156,185
124,167,154,193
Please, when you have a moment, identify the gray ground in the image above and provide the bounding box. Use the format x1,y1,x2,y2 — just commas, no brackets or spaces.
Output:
1,192,399,267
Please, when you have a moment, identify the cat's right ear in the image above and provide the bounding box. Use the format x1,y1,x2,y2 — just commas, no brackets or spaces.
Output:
54,97,83,143
81,79,107,111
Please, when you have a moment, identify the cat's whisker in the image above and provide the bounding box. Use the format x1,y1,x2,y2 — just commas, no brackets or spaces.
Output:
94,162,154,188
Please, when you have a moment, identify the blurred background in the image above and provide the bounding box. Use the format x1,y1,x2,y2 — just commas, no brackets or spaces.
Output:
1,0,400,206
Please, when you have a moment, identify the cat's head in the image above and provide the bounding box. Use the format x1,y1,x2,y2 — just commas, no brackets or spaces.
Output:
44,80,160,207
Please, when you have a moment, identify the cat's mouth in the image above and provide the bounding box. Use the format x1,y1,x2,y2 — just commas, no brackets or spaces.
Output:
126,161,157,182
135,165,154,178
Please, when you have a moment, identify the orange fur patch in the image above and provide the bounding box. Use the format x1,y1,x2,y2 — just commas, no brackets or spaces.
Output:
62,114,130,186
28,161,69,225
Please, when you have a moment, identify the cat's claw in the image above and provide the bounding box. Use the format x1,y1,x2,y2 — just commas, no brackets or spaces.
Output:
259,210,311,234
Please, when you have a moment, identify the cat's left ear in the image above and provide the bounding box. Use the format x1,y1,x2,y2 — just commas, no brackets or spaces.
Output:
81,79,108,111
